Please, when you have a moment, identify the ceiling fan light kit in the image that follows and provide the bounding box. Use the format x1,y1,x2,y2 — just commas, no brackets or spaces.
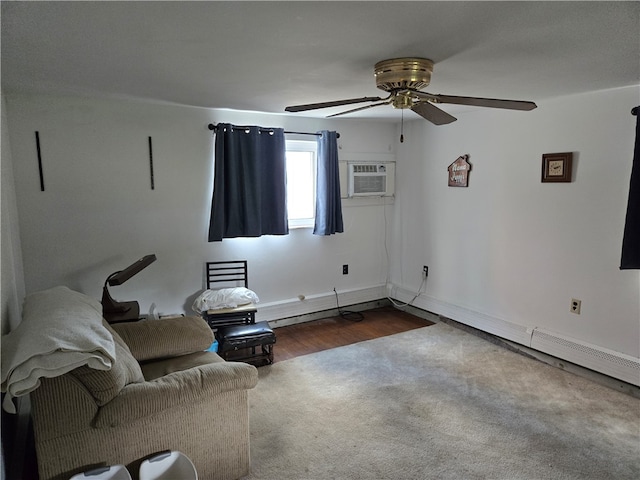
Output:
285,57,537,127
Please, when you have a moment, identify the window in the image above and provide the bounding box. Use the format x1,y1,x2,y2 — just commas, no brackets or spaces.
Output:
286,140,317,228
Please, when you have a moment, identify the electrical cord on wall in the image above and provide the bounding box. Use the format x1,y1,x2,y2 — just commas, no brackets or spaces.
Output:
387,275,426,309
333,288,364,322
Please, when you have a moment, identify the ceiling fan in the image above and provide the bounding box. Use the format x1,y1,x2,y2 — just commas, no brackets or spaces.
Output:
285,57,537,125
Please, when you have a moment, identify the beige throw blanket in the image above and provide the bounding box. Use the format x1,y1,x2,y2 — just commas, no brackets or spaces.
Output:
1,286,115,413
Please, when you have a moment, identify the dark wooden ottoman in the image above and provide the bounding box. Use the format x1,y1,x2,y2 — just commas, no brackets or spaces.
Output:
215,321,276,366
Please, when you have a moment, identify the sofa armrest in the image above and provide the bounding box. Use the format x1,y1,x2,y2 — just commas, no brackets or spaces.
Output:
93,361,258,428
30,374,100,440
111,316,213,362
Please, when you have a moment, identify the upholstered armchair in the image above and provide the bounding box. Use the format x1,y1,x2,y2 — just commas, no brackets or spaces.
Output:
4,287,258,480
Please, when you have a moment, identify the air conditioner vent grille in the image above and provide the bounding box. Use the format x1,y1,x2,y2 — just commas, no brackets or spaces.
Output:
353,164,379,173
354,176,386,194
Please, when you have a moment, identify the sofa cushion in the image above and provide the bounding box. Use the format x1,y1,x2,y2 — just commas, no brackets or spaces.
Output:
141,351,224,381
111,316,214,362
71,322,144,405
95,361,258,428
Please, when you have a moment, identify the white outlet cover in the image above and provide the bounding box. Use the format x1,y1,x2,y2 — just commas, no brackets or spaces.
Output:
571,298,581,314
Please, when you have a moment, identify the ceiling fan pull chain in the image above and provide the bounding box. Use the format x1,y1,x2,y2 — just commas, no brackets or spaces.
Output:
400,109,404,143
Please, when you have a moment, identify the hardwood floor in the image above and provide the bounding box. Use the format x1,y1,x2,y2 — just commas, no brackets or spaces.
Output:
271,306,434,363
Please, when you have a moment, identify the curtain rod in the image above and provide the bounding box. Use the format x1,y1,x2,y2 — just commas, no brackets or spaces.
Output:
208,123,339,138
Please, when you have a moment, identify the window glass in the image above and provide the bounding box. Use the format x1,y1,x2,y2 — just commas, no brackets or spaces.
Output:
286,140,316,228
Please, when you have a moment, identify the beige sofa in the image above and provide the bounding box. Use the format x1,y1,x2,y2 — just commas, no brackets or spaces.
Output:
15,288,258,480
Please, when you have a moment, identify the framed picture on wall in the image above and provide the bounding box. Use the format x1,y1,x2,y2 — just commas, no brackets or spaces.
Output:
541,152,573,183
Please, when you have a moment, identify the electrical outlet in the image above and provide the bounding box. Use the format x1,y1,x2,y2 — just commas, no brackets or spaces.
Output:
423,265,429,277
571,298,581,314
343,264,348,275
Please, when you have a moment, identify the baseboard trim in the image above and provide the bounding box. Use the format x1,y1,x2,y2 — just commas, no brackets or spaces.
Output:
437,310,640,398
530,328,640,388
255,284,387,326
391,285,640,387
268,299,392,328
250,282,640,387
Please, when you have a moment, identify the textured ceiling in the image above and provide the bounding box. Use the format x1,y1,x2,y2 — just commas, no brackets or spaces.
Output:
2,1,639,120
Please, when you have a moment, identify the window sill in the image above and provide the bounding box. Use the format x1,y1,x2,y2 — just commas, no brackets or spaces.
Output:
288,223,314,230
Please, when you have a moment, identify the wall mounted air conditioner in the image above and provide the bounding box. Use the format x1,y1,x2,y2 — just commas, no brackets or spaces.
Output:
347,162,395,197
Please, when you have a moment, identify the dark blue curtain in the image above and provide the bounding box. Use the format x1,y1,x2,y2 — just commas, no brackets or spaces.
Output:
208,124,288,241
314,130,344,235
620,107,640,269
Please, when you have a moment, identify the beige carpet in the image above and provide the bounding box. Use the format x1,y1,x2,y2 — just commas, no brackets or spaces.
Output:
243,321,640,480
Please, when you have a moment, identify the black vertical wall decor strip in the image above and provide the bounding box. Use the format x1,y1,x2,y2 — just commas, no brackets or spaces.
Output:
148,136,155,190
620,106,640,269
35,131,45,191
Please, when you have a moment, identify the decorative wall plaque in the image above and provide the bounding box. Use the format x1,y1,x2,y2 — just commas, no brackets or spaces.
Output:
448,154,471,187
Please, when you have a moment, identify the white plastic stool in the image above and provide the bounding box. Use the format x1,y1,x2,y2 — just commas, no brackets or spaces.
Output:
69,465,132,480
139,451,197,480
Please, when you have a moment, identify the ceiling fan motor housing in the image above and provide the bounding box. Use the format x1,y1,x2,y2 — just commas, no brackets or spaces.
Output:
374,57,434,92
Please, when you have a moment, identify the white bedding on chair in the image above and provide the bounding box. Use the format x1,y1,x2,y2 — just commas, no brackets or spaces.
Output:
192,287,259,313
1,286,115,413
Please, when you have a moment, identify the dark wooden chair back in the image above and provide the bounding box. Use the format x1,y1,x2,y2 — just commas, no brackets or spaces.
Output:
203,260,256,329
206,260,250,290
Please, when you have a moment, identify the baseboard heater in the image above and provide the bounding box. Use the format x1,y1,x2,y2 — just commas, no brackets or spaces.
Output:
530,328,640,386
256,285,387,326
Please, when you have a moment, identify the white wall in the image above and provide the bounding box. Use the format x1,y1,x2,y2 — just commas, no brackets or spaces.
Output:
5,87,639,381
5,94,397,318
391,86,640,360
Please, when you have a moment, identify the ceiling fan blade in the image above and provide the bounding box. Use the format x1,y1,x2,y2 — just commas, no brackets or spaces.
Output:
285,96,387,113
429,94,537,111
411,101,457,125
326,100,393,118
